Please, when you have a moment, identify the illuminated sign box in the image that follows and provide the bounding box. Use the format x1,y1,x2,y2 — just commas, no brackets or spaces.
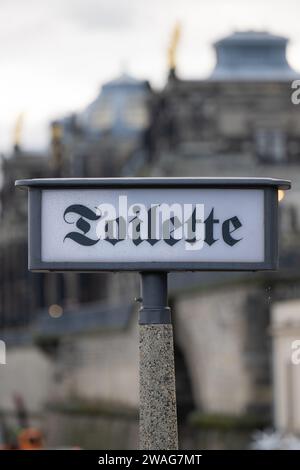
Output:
15,177,290,272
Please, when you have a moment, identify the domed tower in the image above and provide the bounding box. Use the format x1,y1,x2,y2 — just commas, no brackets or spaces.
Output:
211,31,298,80
58,73,154,177
80,73,152,136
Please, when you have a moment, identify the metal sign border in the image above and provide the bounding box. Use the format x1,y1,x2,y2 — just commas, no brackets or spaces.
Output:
15,178,290,272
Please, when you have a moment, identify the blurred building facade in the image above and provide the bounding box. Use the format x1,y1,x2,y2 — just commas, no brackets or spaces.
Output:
271,299,300,434
0,30,300,449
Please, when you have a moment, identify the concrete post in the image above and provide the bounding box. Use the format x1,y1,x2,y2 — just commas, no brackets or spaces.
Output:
139,272,178,450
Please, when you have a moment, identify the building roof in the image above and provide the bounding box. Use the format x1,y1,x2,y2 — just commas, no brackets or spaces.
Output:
78,72,151,135
211,30,299,81
214,31,288,46
102,72,149,90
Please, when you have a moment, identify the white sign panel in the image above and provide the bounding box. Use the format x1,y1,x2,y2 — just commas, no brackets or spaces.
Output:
40,188,264,264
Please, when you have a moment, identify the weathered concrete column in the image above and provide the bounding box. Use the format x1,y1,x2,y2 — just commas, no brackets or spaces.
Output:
139,272,178,450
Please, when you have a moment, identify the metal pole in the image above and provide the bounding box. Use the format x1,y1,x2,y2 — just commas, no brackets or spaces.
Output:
138,272,178,450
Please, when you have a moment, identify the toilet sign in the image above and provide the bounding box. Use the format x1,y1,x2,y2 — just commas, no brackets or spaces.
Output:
15,177,290,272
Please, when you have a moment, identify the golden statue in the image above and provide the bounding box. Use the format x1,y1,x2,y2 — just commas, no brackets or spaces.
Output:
13,112,24,150
168,22,181,71
51,121,63,141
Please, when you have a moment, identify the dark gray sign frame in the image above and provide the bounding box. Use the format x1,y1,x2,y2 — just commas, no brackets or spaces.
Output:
15,177,291,272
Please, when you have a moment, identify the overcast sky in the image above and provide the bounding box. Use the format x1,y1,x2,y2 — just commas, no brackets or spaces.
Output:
1,0,300,153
